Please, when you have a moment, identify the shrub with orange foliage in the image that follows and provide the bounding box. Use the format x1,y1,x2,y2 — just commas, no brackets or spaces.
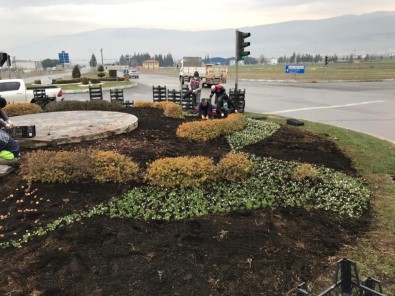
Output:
176,113,246,142
144,156,218,188
217,152,253,182
3,103,43,116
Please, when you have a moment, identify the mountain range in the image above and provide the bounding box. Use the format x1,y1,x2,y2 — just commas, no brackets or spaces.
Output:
11,11,395,64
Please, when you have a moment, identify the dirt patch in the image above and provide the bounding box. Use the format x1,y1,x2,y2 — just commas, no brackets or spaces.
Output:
0,107,370,296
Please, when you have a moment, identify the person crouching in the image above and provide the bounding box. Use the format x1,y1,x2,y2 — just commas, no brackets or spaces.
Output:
198,98,212,120
0,129,20,165
216,93,236,118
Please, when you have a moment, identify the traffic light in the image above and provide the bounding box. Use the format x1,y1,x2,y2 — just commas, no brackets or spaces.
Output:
236,30,251,61
324,56,328,65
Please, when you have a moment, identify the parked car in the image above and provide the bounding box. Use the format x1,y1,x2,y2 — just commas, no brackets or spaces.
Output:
128,69,139,79
0,79,63,104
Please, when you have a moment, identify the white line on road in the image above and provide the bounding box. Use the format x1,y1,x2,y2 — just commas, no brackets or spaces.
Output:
269,100,384,114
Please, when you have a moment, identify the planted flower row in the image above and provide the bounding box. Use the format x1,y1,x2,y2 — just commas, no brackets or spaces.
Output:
0,119,371,248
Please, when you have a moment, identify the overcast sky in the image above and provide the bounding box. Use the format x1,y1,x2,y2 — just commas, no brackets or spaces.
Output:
2,0,395,50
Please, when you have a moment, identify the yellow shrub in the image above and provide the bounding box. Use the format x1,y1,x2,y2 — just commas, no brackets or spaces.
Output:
21,150,92,183
134,100,184,119
162,102,184,119
91,150,140,183
144,156,218,188
3,103,43,116
134,100,155,108
221,113,246,134
217,153,253,182
21,149,138,183
176,120,221,142
176,113,246,142
153,101,170,110
292,163,320,182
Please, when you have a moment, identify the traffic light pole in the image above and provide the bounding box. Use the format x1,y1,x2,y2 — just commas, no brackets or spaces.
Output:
235,30,239,92
235,29,250,96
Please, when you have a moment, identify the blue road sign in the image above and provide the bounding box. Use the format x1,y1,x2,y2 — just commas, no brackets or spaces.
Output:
285,64,305,74
58,51,70,64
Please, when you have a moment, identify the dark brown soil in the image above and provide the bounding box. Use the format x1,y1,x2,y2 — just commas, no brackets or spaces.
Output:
0,107,371,296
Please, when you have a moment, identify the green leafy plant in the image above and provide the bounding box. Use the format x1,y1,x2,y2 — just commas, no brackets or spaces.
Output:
72,65,81,78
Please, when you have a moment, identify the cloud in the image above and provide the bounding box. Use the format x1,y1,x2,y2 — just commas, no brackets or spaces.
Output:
1,0,395,51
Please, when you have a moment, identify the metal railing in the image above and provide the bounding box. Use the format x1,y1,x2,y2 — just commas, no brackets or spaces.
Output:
296,258,385,296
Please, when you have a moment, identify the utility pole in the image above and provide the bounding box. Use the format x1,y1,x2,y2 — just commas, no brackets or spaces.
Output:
100,48,104,65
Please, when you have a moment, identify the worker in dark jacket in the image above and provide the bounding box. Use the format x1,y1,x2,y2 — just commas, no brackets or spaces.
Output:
0,97,15,128
197,98,213,120
216,93,237,118
0,129,20,165
209,84,226,105
187,71,202,106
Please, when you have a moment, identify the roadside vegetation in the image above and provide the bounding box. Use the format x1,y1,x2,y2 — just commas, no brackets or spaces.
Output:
26,69,135,91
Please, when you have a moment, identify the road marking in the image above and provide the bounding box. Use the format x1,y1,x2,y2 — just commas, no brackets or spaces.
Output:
270,100,384,114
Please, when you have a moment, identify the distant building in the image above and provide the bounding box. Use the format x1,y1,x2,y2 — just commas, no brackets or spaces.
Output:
229,60,244,66
209,57,226,65
142,60,159,70
14,60,43,72
269,58,278,65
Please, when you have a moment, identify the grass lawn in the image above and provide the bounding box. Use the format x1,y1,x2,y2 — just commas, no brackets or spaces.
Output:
156,59,395,81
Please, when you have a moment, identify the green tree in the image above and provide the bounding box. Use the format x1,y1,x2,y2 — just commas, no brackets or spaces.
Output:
89,54,97,67
72,65,81,78
41,59,59,68
119,54,127,65
97,65,105,78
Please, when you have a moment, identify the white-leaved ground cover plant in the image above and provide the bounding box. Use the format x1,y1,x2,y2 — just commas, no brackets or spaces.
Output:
0,119,371,248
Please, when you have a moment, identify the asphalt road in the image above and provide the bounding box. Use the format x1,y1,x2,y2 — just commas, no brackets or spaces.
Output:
58,73,395,144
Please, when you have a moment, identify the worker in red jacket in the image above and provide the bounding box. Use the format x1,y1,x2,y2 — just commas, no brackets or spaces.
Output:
209,84,226,105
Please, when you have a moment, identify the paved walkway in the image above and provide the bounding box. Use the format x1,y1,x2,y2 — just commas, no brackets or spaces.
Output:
0,110,139,177
8,111,138,148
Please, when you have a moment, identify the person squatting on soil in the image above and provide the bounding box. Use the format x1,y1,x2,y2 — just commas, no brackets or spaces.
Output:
188,71,202,106
216,92,237,118
0,97,20,165
0,97,15,129
209,84,226,105
197,98,213,120
0,129,20,165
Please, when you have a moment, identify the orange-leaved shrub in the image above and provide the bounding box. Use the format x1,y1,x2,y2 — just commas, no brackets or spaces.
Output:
133,100,155,108
3,103,43,116
159,102,183,119
176,120,222,142
21,149,139,183
176,113,246,142
292,163,320,182
220,113,246,134
90,150,140,183
134,100,184,119
21,150,92,183
217,153,253,182
144,156,218,188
